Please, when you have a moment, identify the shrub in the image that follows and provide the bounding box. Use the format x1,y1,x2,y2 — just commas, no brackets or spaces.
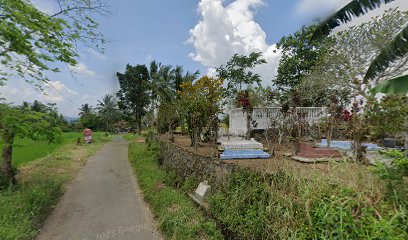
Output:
207,168,407,239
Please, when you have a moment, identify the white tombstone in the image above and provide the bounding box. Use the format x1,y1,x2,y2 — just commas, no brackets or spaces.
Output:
189,181,211,207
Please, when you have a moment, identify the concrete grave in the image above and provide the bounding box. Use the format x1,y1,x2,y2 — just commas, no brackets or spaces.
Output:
189,181,211,208
220,138,263,150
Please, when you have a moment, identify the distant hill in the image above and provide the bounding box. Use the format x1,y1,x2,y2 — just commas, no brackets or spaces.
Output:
64,116,78,123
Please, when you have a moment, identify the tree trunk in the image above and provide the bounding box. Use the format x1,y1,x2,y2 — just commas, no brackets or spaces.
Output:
169,121,174,142
1,129,16,184
137,113,142,135
194,128,199,151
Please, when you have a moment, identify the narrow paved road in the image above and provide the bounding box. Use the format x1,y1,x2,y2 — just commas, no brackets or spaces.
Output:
37,137,160,240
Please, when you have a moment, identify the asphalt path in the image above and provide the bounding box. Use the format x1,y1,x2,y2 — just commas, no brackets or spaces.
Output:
37,137,160,240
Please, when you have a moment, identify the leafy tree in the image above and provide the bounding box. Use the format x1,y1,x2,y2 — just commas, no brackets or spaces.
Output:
173,66,200,92
179,76,225,151
156,101,178,142
275,25,330,104
78,103,93,119
116,64,150,134
312,0,395,38
147,61,175,127
96,94,118,133
216,52,266,99
312,0,408,92
78,103,100,130
365,94,408,139
0,104,62,185
173,66,200,133
317,9,408,98
0,0,106,86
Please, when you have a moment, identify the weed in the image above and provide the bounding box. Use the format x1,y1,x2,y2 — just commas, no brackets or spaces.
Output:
128,142,223,239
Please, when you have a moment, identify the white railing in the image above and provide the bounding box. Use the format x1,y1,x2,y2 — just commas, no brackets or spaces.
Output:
228,107,327,136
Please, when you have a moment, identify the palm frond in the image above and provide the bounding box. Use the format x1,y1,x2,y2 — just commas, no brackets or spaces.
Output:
312,0,395,39
365,25,408,80
370,74,408,94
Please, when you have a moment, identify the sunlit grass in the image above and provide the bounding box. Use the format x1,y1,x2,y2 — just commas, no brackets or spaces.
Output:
0,132,108,167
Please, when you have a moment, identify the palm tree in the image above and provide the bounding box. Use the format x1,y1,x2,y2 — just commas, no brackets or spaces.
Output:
96,94,118,133
173,66,200,92
312,0,407,92
78,103,93,119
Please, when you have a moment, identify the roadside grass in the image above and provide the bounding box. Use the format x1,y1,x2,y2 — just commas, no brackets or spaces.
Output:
207,162,408,239
0,133,113,240
123,133,139,141
128,140,223,240
0,132,108,167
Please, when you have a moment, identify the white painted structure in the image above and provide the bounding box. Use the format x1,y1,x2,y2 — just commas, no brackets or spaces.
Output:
228,107,327,136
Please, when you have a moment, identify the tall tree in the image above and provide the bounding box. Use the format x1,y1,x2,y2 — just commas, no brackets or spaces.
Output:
0,0,107,86
116,64,150,134
275,25,330,103
96,94,118,133
78,103,100,130
173,66,200,92
216,52,266,98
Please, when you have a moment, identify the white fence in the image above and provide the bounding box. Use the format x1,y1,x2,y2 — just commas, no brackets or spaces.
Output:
228,107,327,136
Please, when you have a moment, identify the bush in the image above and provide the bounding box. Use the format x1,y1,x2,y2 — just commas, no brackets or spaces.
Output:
373,150,408,204
207,168,407,239
128,142,223,239
0,167,17,190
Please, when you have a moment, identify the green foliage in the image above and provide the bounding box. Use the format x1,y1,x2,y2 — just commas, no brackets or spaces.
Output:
179,76,225,148
116,64,150,134
77,103,101,131
374,149,408,204
275,25,328,97
0,179,64,239
0,104,62,143
0,0,105,86
207,168,407,239
156,101,178,134
312,0,395,39
96,94,119,132
365,95,408,139
128,142,223,239
313,9,408,98
216,52,266,98
365,26,408,82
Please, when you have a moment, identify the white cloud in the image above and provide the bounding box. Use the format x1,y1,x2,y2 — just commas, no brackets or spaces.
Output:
30,0,59,15
69,63,96,77
295,0,349,17
295,0,408,22
188,0,281,85
86,48,106,60
40,81,79,103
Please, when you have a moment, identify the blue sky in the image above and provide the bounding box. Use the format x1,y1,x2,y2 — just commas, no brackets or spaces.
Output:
1,0,407,116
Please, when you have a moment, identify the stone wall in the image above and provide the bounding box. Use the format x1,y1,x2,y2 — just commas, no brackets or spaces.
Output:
157,139,236,185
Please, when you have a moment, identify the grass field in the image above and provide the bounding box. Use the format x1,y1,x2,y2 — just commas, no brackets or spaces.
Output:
0,133,113,240
0,132,109,167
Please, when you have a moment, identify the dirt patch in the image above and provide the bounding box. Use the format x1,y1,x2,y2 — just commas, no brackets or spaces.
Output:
168,204,181,213
154,181,165,191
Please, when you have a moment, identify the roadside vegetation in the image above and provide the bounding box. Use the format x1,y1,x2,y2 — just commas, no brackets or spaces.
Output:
0,133,113,240
128,138,223,240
